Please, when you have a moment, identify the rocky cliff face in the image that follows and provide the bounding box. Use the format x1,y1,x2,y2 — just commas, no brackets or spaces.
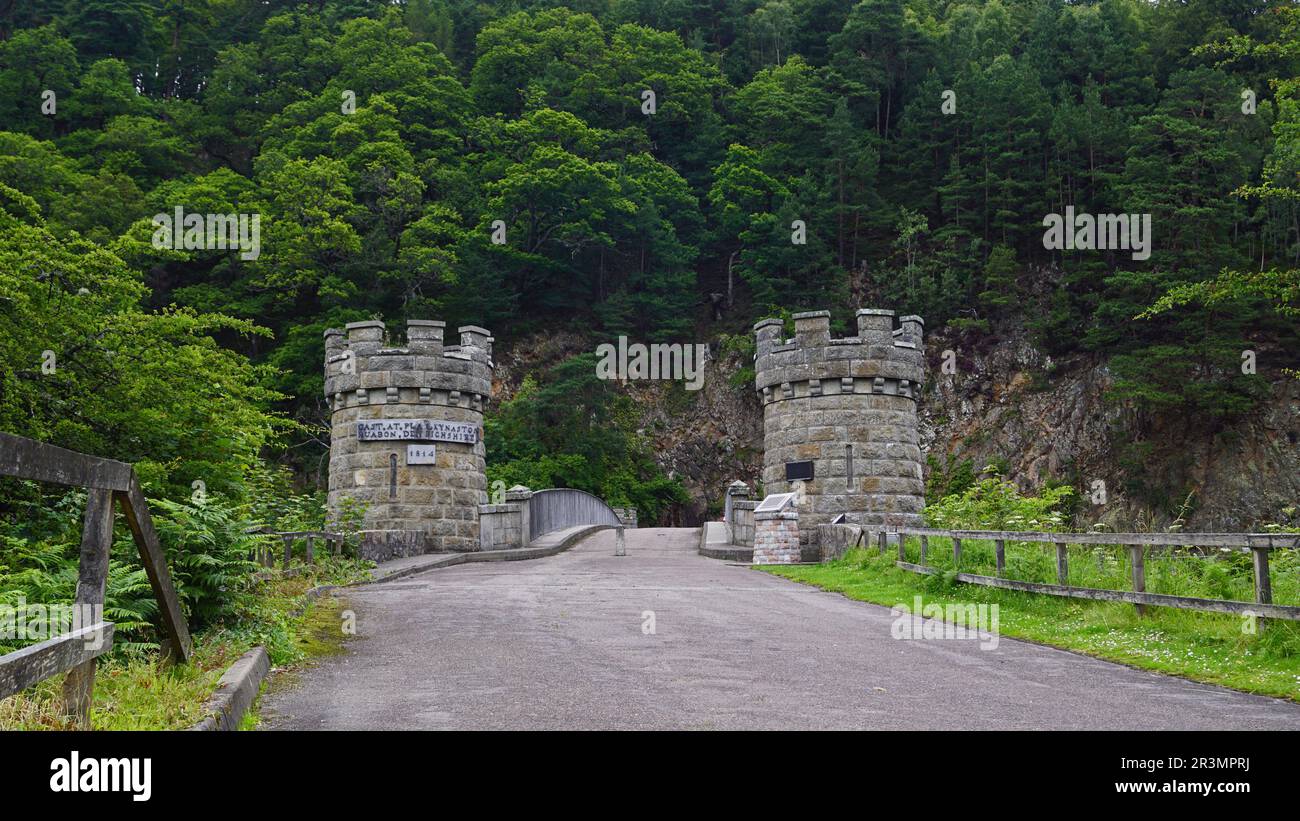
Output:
626,341,764,524
497,327,1299,531
918,326,1300,531
491,332,763,525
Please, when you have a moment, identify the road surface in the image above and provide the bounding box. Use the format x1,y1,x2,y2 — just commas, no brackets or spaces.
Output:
259,527,1300,730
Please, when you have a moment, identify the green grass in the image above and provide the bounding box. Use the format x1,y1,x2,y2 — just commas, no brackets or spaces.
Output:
0,557,370,730
888,534,1300,605
761,547,1300,701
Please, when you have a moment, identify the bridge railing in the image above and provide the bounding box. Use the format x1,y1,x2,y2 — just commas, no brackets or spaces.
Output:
528,488,623,541
846,524,1300,622
0,433,192,726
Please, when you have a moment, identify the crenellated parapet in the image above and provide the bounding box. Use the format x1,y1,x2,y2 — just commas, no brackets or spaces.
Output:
323,320,493,413
754,310,924,407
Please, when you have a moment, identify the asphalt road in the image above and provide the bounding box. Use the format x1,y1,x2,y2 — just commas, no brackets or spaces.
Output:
259,527,1300,730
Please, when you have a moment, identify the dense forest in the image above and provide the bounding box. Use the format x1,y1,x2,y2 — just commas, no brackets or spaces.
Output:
1,0,1297,528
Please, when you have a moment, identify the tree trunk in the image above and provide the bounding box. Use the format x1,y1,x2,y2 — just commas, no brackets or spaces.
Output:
727,250,737,308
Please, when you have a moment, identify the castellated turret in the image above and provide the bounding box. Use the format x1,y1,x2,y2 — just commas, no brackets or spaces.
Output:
754,309,925,544
324,319,493,560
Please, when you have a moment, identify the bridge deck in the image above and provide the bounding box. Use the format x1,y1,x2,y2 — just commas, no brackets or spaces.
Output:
258,527,1300,730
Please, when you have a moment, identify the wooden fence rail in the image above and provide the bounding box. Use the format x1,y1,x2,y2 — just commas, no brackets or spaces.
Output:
868,525,1300,622
0,432,192,726
0,623,115,702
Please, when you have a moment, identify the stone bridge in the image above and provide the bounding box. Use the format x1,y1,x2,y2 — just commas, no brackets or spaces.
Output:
281,312,1300,729
320,308,925,562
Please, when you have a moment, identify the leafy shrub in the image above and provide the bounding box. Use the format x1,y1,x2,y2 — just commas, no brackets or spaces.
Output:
926,454,976,500
718,332,757,389
925,469,1073,532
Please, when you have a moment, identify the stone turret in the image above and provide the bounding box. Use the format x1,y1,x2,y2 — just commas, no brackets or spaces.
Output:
324,319,493,560
754,309,925,543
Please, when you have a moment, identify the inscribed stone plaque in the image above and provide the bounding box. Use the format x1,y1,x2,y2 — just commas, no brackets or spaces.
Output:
356,419,478,443
754,492,797,513
407,445,437,465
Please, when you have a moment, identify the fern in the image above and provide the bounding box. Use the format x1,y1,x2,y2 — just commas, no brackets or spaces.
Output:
149,495,260,628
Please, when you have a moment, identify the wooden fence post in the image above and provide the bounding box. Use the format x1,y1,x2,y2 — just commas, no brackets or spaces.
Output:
1252,546,1272,630
953,536,962,569
995,539,1006,577
62,487,113,727
877,530,886,555
282,535,293,567
305,536,314,565
897,532,906,562
1128,544,1146,617
1055,542,1069,586
919,535,928,566
115,476,192,662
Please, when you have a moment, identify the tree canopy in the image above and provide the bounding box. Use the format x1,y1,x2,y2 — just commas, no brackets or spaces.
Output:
0,0,1297,514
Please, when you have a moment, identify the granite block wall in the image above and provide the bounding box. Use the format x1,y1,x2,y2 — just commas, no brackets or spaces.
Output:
754,309,925,545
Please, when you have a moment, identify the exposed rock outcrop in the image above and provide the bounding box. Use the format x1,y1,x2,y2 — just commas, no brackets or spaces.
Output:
496,325,1299,531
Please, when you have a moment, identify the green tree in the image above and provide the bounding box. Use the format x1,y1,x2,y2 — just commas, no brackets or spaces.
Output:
979,244,1019,315
0,25,79,138
0,200,286,499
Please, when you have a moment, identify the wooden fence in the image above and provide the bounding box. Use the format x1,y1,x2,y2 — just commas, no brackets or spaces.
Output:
248,529,345,569
0,433,192,726
864,526,1300,621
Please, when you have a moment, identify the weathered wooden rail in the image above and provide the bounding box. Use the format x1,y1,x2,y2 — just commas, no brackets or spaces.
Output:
0,433,192,726
0,623,115,703
865,526,1300,621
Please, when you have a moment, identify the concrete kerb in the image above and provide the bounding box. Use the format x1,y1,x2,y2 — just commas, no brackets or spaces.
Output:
467,523,616,562
294,525,610,607
704,545,755,562
187,646,270,731
356,523,615,578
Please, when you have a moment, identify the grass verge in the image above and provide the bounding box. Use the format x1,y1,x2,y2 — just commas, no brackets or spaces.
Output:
761,548,1300,701
0,558,370,730
239,590,353,730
